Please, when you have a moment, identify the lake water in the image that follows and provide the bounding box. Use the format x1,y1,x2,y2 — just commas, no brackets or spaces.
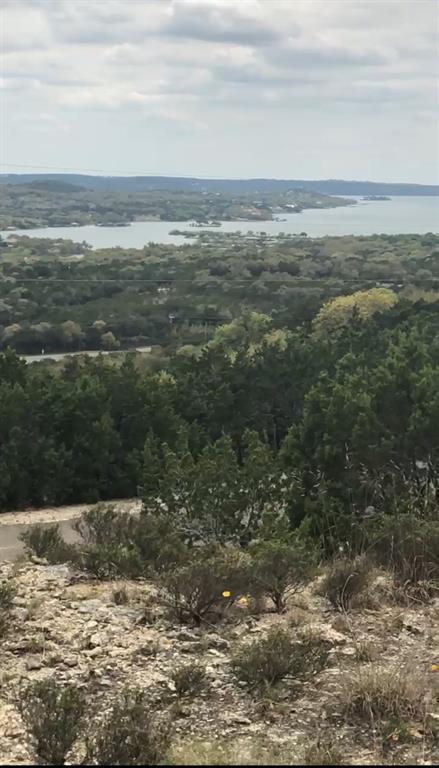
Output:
1,196,438,247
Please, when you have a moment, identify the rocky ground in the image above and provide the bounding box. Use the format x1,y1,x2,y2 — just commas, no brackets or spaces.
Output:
0,558,438,765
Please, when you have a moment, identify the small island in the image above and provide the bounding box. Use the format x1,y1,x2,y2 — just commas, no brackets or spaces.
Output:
362,195,391,201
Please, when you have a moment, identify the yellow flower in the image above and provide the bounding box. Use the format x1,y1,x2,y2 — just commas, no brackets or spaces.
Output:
222,590,231,598
430,663,439,672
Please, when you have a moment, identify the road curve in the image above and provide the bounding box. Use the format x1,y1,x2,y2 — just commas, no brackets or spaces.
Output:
0,499,140,560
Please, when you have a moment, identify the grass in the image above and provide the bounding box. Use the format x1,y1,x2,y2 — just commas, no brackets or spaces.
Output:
342,666,427,723
303,735,345,765
168,738,297,765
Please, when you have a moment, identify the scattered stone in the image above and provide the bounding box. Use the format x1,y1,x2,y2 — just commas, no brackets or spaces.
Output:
77,599,107,615
25,657,43,670
176,628,201,642
205,634,230,650
179,641,203,653
319,626,348,645
222,714,252,725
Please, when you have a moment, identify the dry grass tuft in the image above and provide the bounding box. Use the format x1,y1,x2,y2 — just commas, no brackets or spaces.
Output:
342,665,427,723
168,738,296,765
287,606,310,627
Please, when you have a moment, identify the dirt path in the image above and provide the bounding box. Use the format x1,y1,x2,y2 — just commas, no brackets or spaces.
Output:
0,498,141,560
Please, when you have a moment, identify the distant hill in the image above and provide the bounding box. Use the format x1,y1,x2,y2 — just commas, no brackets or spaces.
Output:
0,174,438,196
26,179,86,193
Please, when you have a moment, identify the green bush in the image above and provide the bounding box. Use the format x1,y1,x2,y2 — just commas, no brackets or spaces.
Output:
73,505,187,579
250,537,317,613
86,688,170,765
159,547,252,626
319,555,373,611
19,524,76,565
78,543,143,579
17,679,86,765
232,626,329,696
170,662,207,698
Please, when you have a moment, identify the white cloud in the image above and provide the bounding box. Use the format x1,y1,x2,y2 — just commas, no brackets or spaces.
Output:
2,0,438,181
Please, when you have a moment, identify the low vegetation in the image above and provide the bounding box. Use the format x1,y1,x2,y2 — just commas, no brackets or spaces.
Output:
159,549,253,626
170,662,207,698
0,578,16,637
231,626,329,696
19,524,74,565
85,689,170,766
0,229,438,765
342,666,427,724
318,555,374,611
16,679,86,765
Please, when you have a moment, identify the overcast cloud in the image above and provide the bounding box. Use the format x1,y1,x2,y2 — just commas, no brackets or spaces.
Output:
1,0,438,182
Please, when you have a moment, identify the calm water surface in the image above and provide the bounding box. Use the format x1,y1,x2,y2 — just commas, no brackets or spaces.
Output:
2,196,438,247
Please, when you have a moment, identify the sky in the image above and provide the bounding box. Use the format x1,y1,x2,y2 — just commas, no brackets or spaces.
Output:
1,0,438,183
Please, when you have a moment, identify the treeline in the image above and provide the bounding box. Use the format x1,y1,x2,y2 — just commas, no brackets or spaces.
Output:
0,299,437,554
1,233,438,354
0,184,348,229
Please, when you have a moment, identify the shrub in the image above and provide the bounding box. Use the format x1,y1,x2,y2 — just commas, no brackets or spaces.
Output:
369,514,439,586
0,579,16,637
231,627,329,696
250,537,317,613
159,547,252,626
319,555,373,611
19,524,75,565
79,543,143,579
73,505,187,579
73,505,144,579
171,662,207,698
0,579,15,611
342,666,426,723
17,679,86,765
111,585,129,605
86,688,170,765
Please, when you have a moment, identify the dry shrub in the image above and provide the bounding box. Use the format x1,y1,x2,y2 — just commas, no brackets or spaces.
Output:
86,688,170,765
319,555,374,611
232,626,329,696
171,662,207,698
111,585,129,605
342,666,427,723
17,679,86,765
159,548,252,626
369,513,439,586
287,606,310,627
389,579,439,606
19,524,76,565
